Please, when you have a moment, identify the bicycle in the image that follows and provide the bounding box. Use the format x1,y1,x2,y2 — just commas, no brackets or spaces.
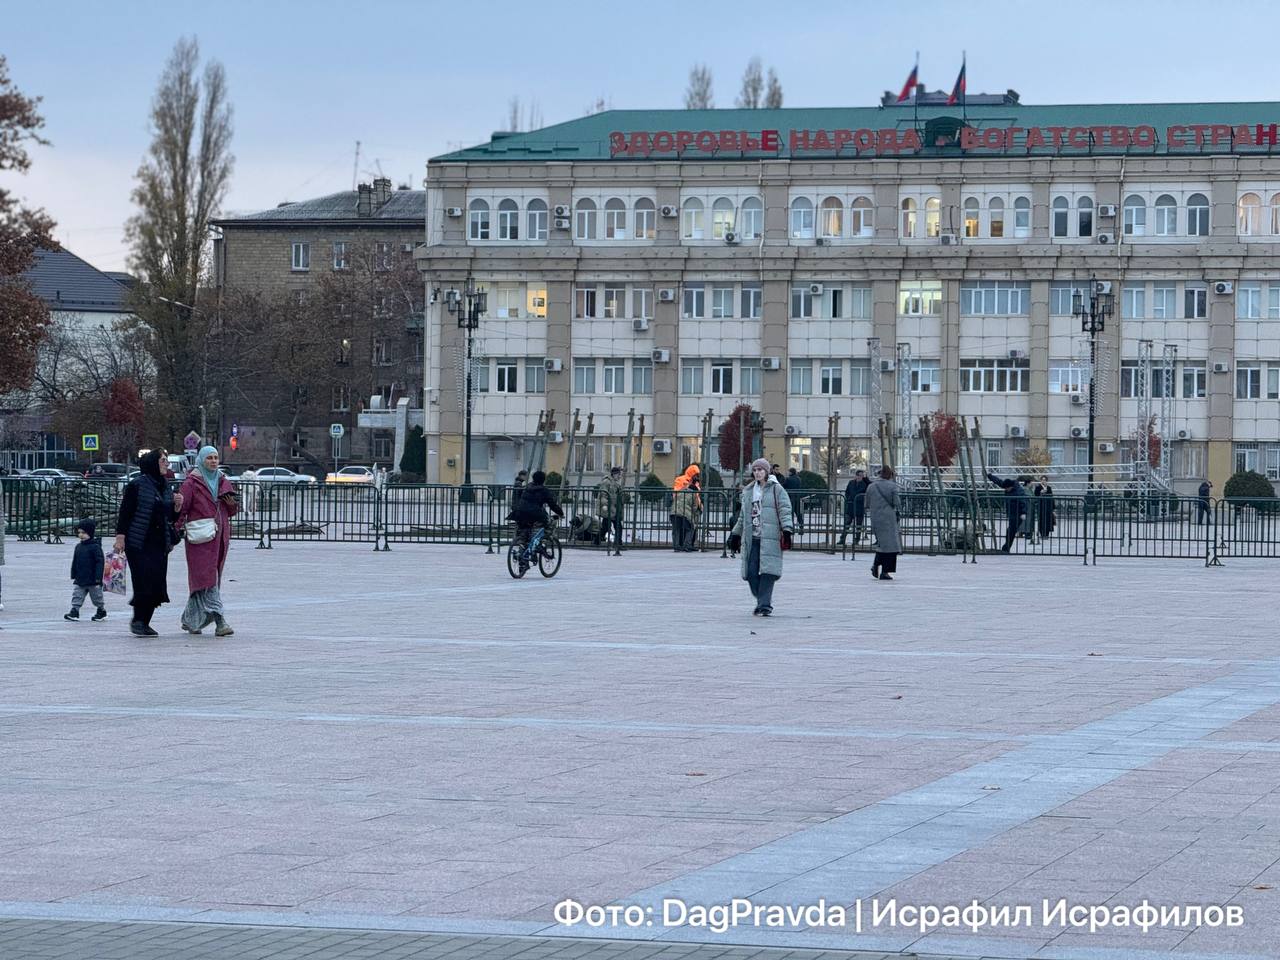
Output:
506,524,563,579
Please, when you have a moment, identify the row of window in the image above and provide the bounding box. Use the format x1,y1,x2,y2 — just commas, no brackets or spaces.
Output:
290,240,405,272
461,190,1280,244
1234,443,1280,480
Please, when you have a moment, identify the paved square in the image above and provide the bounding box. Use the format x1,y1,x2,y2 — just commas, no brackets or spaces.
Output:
0,538,1277,960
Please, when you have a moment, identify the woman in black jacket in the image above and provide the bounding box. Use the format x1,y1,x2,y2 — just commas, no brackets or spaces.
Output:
114,450,182,636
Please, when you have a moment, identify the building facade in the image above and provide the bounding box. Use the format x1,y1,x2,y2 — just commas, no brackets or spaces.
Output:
211,179,426,470
414,104,1280,489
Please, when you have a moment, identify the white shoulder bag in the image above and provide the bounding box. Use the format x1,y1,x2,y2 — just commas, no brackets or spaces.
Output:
185,517,218,544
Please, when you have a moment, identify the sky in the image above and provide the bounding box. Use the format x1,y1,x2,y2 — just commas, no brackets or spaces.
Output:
7,0,1280,274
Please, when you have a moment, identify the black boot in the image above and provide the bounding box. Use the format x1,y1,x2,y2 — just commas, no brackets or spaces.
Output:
91,608,107,621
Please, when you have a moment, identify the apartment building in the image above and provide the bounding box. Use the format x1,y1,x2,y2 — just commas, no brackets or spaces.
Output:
414,103,1280,488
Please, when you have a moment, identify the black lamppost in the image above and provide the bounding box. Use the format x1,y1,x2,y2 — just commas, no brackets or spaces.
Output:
444,278,486,502
1072,277,1114,489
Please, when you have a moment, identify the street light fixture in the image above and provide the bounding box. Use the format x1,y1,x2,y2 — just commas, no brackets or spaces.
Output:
443,277,487,502
1072,276,1114,489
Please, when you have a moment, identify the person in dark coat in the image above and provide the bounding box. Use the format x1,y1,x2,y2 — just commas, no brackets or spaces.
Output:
987,472,1028,553
65,519,107,622
1197,480,1212,525
840,469,869,546
1032,476,1056,540
114,450,182,636
511,470,564,550
866,466,902,579
782,467,805,534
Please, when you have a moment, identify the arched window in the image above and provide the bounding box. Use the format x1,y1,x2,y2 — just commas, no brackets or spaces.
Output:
851,196,873,237
468,199,490,241
819,197,843,238
1154,194,1177,236
575,198,597,240
682,197,705,240
633,198,656,240
1238,193,1261,235
712,197,736,239
963,197,980,238
1270,193,1280,235
1187,193,1209,236
1052,196,1069,237
739,197,763,239
924,197,940,237
1123,194,1146,237
1077,196,1093,237
790,197,815,239
1013,196,1030,238
900,197,917,237
989,197,1006,238
497,199,519,240
604,198,628,239
525,198,547,240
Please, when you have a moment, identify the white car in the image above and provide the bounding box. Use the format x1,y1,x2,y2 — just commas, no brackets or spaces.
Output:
243,466,316,486
325,466,375,485
27,468,81,486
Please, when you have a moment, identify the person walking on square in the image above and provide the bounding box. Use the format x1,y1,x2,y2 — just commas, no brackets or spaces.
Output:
178,446,240,636
728,458,793,616
671,464,701,552
64,519,107,622
593,466,623,546
840,469,869,546
114,449,182,637
1032,476,1056,541
987,471,1028,553
783,466,805,535
239,465,258,514
1197,479,1212,525
866,466,902,580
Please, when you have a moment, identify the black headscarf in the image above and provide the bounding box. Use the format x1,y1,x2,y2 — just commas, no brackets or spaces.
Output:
139,450,165,487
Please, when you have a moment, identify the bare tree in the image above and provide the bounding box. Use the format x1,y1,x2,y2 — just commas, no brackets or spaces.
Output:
765,68,783,108
584,96,608,116
527,100,543,130
506,96,522,132
0,55,55,396
124,37,234,444
684,64,714,110
736,57,763,109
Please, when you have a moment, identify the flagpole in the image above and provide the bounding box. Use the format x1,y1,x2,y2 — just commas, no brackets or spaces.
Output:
912,51,919,133
961,51,967,127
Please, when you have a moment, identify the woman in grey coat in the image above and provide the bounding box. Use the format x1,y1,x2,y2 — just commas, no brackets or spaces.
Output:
866,465,902,580
728,458,794,616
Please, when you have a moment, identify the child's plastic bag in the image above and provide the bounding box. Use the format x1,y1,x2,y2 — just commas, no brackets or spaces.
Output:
104,549,128,596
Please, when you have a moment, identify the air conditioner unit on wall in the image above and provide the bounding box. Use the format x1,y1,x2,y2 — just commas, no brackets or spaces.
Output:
784,425,801,436
547,431,564,443
1098,204,1117,217
1070,393,1086,406
815,237,826,246
658,288,676,302
553,217,571,230
652,438,673,454
724,231,738,244
808,282,824,295
632,318,650,332
1176,428,1192,440
660,204,678,218
553,204,570,218
1009,349,1028,359
880,359,895,372
1098,442,1117,454
651,348,671,363
1213,361,1231,373
1071,426,1085,438
1008,426,1026,438
761,356,782,370
544,358,563,373
1214,280,1234,295
1094,280,1113,294
445,207,463,217
1097,233,1114,245
940,233,958,245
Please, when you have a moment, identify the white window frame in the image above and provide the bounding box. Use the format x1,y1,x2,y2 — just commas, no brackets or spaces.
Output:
604,198,628,239
575,199,597,240
468,200,490,241
291,241,310,271
632,359,653,395
741,284,762,319
819,360,842,396
711,285,734,319
524,359,546,394
789,359,813,395
682,285,706,319
602,359,626,394
496,359,518,394
526,199,548,240
633,199,656,240
331,241,347,270
740,360,762,395
497,199,520,240
680,360,704,395
739,197,763,240
710,361,734,395
573,359,596,395
790,197,815,239
682,198,705,240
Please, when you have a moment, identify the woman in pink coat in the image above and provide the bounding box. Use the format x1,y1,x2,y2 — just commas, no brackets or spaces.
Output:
178,445,239,636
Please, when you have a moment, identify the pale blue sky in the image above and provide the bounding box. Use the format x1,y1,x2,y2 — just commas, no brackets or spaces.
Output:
7,0,1280,272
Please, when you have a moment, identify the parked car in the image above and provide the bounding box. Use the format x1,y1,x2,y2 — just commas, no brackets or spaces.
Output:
325,466,375,485
27,468,80,486
86,463,130,480
243,466,316,486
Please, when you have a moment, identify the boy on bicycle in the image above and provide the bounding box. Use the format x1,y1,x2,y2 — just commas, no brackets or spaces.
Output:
511,470,564,554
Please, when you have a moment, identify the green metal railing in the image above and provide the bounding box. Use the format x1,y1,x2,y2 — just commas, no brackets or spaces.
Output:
3,477,1278,565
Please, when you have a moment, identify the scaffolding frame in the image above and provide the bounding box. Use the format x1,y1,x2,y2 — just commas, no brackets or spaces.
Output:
895,342,913,472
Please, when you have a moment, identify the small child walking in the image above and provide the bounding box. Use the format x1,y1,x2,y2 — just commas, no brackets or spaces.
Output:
65,519,107,622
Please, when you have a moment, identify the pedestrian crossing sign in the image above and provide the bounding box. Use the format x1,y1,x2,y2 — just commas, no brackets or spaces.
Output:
82,434,100,451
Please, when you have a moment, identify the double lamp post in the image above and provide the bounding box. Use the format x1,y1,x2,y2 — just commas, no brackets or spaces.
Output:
443,277,486,502
1071,276,1114,489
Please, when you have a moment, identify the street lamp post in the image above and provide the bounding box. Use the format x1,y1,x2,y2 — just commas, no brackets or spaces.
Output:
1072,277,1114,489
444,278,486,503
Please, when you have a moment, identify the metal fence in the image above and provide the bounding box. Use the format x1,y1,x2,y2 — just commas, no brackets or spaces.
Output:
3,477,1277,565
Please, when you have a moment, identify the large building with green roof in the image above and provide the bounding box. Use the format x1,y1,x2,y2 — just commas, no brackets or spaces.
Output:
414,99,1280,491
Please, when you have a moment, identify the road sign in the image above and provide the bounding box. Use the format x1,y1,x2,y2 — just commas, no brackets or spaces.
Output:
231,422,239,438
329,423,345,438
82,434,99,452
183,431,201,451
